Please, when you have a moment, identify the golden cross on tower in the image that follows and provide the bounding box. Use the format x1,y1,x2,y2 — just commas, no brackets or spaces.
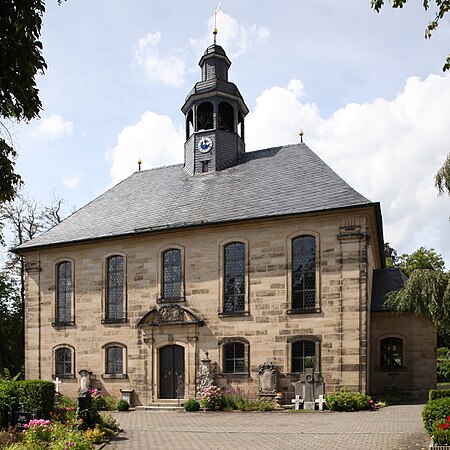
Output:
213,2,220,44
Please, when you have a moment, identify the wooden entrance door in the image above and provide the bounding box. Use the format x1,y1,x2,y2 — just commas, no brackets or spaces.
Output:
159,345,185,399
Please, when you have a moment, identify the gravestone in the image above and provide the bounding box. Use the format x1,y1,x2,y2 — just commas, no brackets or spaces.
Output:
258,362,278,396
54,377,61,404
294,368,325,410
8,409,37,431
196,352,213,396
78,389,91,411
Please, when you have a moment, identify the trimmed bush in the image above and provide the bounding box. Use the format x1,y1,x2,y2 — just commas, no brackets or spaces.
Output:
116,399,129,411
0,380,55,428
422,397,450,434
184,399,200,412
429,389,450,402
324,390,371,412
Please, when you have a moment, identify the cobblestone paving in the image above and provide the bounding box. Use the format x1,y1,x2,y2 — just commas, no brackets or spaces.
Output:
106,404,430,450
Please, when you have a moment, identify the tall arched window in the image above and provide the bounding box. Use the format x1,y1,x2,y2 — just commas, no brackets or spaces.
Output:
106,345,124,375
381,337,403,368
292,236,316,311
224,242,245,313
55,347,73,377
106,255,124,321
56,261,72,323
163,249,182,300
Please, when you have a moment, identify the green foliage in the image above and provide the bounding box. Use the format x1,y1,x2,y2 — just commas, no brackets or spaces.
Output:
432,427,450,445
0,426,22,447
385,269,450,333
422,397,450,434
429,389,450,401
102,395,119,411
0,274,23,376
437,347,450,359
396,247,446,276
0,141,22,204
0,381,15,428
116,399,129,411
371,0,450,71
435,153,450,195
200,385,223,410
438,361,450,382
98,412,119,436
183,399,200,411
234,398,274,411
324,389,371,412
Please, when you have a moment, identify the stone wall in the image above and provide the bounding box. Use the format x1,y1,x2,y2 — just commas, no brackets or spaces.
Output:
23,208,380,403
370,311,436,399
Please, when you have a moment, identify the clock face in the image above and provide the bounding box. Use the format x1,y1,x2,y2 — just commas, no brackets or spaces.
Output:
198,137,213,153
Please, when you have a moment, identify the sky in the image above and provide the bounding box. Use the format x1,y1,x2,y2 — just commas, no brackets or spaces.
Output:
7,0,450,267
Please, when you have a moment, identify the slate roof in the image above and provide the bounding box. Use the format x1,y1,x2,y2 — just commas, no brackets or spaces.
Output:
371,268,408,312
16,143,376,251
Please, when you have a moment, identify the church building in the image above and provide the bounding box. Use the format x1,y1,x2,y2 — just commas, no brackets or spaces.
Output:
15,40,436,404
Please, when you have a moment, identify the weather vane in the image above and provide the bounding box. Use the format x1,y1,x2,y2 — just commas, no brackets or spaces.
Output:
213,2,220,44
138,158,142,171
299,129,304,144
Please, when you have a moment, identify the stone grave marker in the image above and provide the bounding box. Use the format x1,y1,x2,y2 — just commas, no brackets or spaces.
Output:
258,362,278,396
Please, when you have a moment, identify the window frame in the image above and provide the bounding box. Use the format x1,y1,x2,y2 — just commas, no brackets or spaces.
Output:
218,238,249,317
52,345,75,379
219,338,250,376
102,343,127,379
286,232,321,315
53,259,75,327
286,336,321,374
380,337,404,369
102,253,127,324
157,245,185,303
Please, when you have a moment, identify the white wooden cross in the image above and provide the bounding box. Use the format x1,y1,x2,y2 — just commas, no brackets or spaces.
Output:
291,394,301,410
318,394,324,411
54,377,61,394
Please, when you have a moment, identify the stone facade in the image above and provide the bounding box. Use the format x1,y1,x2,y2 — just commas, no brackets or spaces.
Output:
23,208,386,404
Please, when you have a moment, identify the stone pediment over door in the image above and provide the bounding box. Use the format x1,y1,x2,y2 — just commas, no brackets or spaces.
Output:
137,304,204,328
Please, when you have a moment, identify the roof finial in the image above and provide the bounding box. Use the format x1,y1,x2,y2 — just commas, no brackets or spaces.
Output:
299,129,304,144
213,2,220,44
138,158,142,171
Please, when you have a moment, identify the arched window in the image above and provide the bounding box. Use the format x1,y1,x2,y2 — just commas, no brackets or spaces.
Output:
292,236,316,311
196,102,213,131
163,249,182,300
292,340,317,373
218,102,234,132
381,337,403,368
224,342,245,373
106,345,124,375
224,242,245,313
106,255,124,321
56,261,73,324
55,347,73,377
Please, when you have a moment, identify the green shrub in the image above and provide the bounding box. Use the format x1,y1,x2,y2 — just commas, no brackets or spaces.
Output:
98,412,119,436
429,389,450,402
438,360,450,382
236,398,274,411
103,395,119,411
116,399,129,411
15,380,55,415
184,399,200,411
324,389,371,412
437,347,450,359
422,397,450,434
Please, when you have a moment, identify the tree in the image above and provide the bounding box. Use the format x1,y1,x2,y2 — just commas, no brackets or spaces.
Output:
385,246,450,343
435,152,450,196
371,0,450,71
395,246,446,276
0,0,47,204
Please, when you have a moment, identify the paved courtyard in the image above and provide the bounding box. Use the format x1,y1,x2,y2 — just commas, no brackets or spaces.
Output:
106,404,430,450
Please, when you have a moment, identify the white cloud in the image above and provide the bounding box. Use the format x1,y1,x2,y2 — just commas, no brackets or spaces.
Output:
245,74,450,266
107,111,184,185
134,32,186,87
63,175,81,188
189,11,269,58
33,114,73,139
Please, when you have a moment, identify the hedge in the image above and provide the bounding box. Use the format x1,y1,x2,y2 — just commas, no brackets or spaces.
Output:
429,389,450,402
422,397,450,434
0,380,55,429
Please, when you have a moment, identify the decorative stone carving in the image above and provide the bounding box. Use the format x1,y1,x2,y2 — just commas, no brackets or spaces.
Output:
158,305,185,324
78,369,92,390
196,352,213,396
258,362,278,395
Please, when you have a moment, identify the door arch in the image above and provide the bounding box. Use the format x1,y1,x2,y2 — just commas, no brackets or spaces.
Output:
159,344,185,399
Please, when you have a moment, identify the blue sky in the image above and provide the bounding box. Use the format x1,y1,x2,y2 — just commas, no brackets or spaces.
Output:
8,0,450,266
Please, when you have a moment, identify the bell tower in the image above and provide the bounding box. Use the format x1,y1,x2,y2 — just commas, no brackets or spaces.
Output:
181,39,249,175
